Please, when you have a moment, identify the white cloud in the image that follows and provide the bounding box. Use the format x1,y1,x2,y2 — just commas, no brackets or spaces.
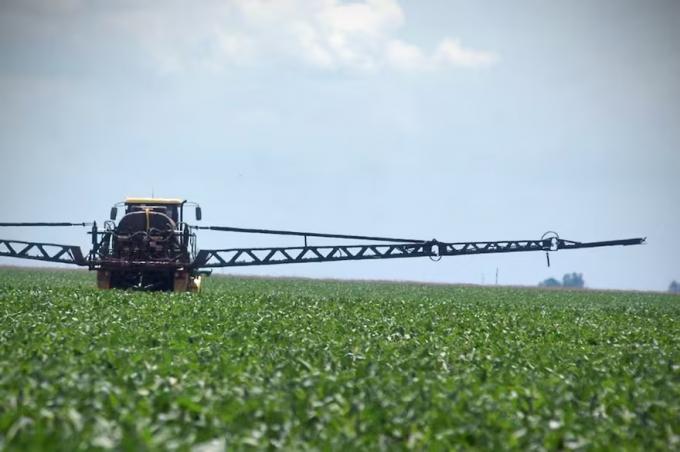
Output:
385,39,427,71
5,0,499,74
434,38,498,68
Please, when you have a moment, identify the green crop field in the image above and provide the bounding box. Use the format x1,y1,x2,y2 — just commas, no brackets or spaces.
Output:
0,267,679,450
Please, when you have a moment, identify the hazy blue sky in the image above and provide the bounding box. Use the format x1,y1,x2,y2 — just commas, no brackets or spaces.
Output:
1,0,678,290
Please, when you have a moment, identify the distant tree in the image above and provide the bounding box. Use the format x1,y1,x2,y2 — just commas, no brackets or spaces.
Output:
539,273,586,288
670,281,680,294
562,272,585,288
539,277,561,288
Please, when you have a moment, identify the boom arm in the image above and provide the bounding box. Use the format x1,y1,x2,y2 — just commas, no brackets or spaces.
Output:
0,222,91,266
0,239,87,265
190,226,645,269
0,220,645,270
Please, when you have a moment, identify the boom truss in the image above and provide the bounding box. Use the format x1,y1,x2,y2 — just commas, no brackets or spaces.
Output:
0,239,87,266
191,226,645,269
0,221,645,270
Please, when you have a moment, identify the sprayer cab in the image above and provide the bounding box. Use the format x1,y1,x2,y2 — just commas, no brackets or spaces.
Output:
95,197,203,291
109,198,201,224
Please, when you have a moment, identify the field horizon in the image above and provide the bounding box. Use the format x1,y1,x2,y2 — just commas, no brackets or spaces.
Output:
0,264,671,297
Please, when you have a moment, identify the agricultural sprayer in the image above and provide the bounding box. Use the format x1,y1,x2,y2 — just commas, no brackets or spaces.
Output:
0,197,645,291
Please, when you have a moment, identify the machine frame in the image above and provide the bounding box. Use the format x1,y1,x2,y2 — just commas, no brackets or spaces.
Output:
0,197,646,292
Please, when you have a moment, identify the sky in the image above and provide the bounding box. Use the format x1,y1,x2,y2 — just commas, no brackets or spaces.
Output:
0,0,678,291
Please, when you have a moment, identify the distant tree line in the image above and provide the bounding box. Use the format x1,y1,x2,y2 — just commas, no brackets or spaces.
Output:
539,273,585,289
670,281,680,294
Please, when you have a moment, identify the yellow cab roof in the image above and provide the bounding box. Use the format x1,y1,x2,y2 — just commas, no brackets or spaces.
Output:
125,197,184,205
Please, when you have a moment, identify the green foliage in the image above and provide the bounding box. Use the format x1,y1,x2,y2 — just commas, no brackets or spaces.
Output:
1,269,679,450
